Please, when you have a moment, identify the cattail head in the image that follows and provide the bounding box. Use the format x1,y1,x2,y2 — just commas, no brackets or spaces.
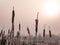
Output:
49,30,52,38
27,27,30,34
19,24,21,31
12,6,15,23
43,29,45,38
43,24,46,38
48,26,52,38
16,31,20,38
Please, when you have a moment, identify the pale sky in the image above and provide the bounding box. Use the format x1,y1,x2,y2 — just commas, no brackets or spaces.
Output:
0,0,60,36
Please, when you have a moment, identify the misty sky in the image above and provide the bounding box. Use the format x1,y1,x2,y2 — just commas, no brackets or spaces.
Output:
0,0,60,36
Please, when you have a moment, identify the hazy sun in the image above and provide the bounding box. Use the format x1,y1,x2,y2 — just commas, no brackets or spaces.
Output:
43,1,59,17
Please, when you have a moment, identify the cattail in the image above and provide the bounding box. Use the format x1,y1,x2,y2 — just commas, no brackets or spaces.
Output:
11,7,15,37
48,26,52,38
49,30,52,38
12,6,15,23
19,24,21,31
43,29,45,37
35,12,39,36
43,24,46,38
1,30,3,34
16,31,20,38
27,27,30,34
